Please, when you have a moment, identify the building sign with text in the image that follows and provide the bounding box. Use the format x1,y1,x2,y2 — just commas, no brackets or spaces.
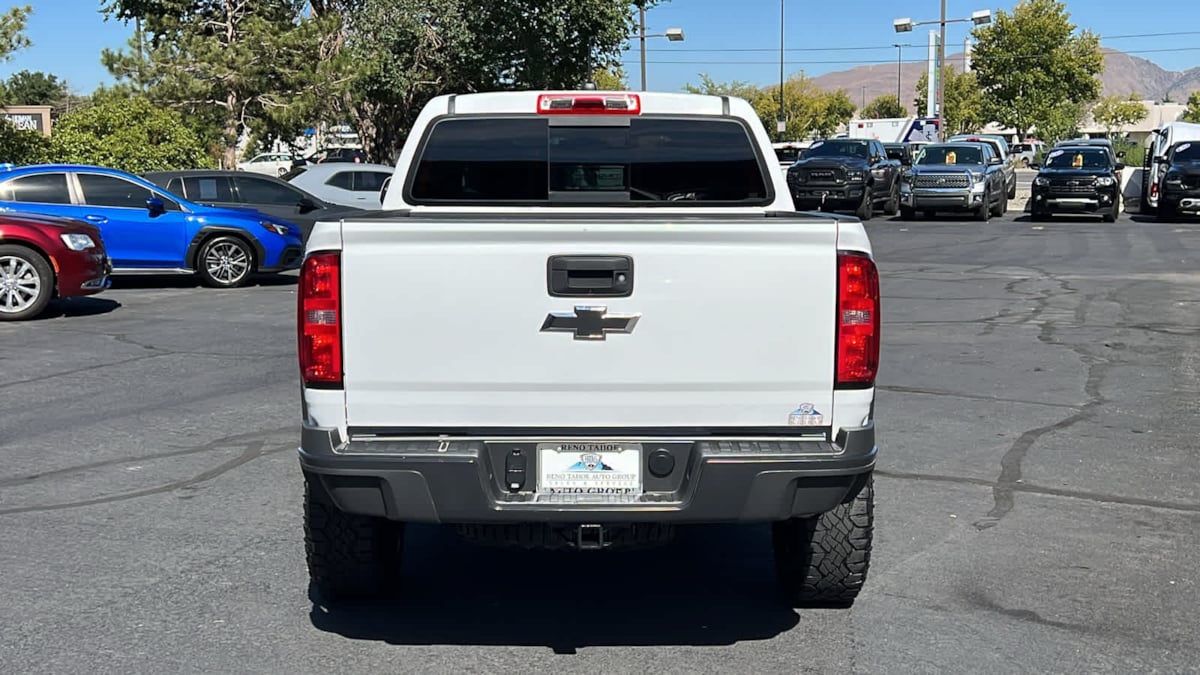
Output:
0,106,52,136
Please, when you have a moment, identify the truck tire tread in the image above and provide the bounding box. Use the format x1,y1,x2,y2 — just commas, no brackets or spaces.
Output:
773,474,873,607
304,471,403,603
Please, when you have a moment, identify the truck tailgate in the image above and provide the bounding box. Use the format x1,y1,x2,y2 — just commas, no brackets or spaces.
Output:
338,216,838,431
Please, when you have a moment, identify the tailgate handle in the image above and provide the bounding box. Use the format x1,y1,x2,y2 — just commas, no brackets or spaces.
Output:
547,255,633,297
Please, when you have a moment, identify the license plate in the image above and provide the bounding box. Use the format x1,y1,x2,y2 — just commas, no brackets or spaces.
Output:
536,442,642,496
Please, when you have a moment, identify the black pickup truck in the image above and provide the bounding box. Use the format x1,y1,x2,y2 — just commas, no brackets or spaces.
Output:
787,138,902,220
1155,140,1200,221
1030,144,1124,222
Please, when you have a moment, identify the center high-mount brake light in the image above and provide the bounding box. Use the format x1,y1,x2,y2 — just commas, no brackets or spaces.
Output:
299,252,342,387
537,93,641,115
835,251,881,388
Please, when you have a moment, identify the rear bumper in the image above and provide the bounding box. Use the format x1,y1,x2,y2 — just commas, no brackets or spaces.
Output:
298,424,877,524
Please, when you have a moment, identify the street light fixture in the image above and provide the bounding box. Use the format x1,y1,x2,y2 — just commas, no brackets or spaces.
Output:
892,5,991,140
634,4,685,91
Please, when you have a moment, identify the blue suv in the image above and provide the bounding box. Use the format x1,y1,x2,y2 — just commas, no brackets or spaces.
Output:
0,164,304,288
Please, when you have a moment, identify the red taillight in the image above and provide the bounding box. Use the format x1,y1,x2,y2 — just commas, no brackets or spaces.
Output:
299,252,342,387
1151,181,1159,198
537,93,641,115
836,251,880,387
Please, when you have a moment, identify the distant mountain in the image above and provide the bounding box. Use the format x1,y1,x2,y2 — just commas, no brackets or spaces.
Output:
808,49,1199,111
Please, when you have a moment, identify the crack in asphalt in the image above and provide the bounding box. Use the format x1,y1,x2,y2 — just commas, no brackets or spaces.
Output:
0,353,168,390
0,428,296,516
961,590,1096,635
0,425,295,488
876,384,1081,410
971,269,1113,531
876,469,1200,515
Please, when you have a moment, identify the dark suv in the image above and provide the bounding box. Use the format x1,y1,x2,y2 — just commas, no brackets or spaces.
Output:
1031,145,1123,222
786,138,901,220
1154,141,1200,221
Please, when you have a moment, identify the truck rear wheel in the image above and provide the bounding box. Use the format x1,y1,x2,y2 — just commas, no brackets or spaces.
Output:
772,474,873,607
304,470,404,603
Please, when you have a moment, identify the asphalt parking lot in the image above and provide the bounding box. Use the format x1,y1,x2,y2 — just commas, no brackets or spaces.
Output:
2,210,1199,673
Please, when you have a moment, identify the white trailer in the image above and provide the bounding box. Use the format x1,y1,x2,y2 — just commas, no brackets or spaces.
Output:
845,117,940,143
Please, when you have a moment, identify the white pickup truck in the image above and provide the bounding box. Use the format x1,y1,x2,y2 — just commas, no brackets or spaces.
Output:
297,90,880,607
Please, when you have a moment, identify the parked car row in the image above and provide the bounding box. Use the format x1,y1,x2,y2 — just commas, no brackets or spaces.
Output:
0,156,400,320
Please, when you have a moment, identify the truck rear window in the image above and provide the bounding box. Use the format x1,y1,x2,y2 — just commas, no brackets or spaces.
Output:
408,117,770,205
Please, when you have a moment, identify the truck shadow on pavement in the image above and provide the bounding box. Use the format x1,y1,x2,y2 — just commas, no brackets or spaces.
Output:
32,297,121,320
308,523,804,652
109,274,297,290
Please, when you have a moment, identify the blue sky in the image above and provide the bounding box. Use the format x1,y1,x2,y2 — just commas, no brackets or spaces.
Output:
4,1,1200,94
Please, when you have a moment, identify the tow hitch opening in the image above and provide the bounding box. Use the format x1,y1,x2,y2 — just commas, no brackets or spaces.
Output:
576,524,606,550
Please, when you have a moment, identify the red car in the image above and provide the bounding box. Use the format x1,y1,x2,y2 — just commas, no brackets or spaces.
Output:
0,211,111,321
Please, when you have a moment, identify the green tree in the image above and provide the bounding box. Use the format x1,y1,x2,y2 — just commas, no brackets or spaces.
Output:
683,73,764,101
101,1,339,168
591,67,627,91
914,67,985,136
817,90,857,137
1183,91,1200,123
1091,93,1148,136
970,0,1103,140
739,73,856,140
0,4,31,61
0,119,49,164
1,70,68,108
309,0,644,163
48,97,212,172
860,94,906,119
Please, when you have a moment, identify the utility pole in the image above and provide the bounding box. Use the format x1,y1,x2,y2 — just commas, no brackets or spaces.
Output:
639,4,647,92
778,0,785,139
894,44,903,108
937,0,947,141
136,16,145,93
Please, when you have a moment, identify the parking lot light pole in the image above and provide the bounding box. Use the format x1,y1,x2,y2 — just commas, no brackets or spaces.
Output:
634,4,685,91
893,43,903,108
893,7,991,141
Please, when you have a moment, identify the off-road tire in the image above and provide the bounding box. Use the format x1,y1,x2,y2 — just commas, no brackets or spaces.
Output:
974,190,991,222
855,189,873,221
1030,209,1049,222
991,189,1007,217
0,244,54,321
883,183,899,216
1007,178,1017,200
1103,199,1119,223
304,471,404,603
773,474,874,607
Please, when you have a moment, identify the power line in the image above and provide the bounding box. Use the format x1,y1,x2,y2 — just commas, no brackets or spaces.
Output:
637,30,1200,54
629,46,1200,67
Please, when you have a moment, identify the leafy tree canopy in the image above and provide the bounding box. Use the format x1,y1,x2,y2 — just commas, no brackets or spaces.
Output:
49,96,213,172
861,94,906,120
970,0,1103,139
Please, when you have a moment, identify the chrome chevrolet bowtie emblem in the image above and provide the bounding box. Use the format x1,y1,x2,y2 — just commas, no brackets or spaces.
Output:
541,306,640,341
936,177,946,184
